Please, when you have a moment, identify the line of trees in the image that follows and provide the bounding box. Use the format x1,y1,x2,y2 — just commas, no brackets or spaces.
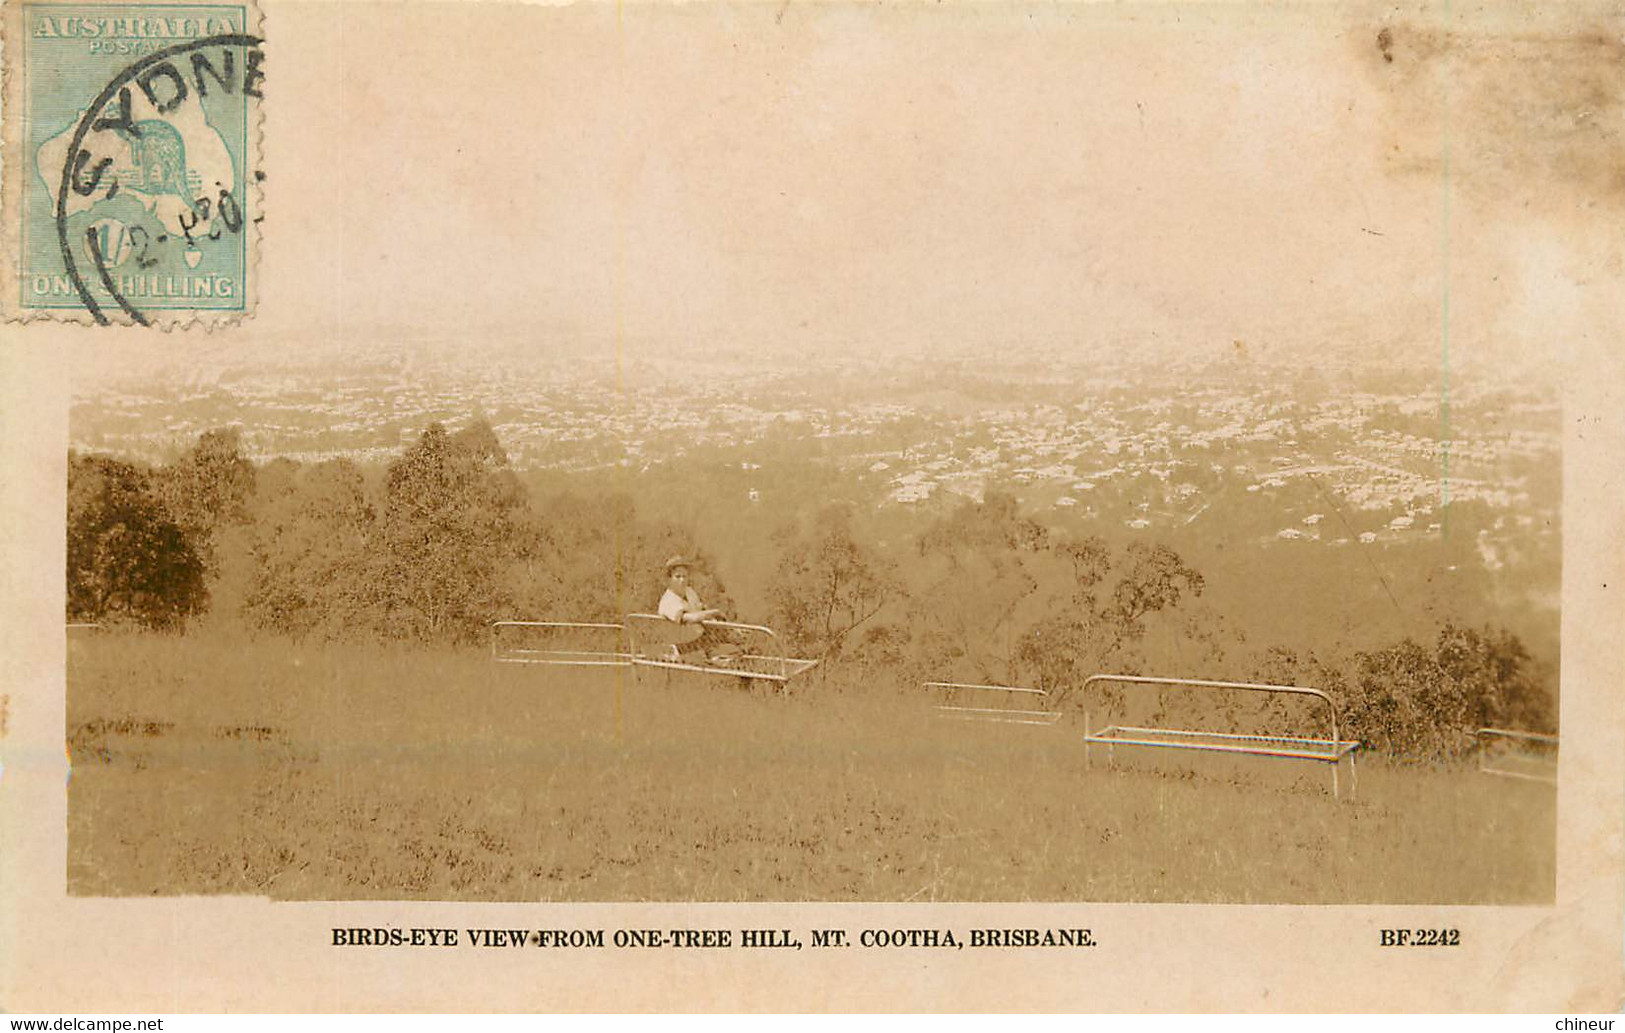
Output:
66,420,1556,757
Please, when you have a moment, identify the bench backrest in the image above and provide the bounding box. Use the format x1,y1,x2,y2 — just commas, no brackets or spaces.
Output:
490,620,630,666
925,681,1063,726
624,613,780,656
1475,727,1558,784
1080,673,1347,747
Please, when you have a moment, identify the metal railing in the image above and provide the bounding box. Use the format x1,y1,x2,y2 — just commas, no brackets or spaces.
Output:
490,621,631,666
1079,674,1361,799
1476,727,1558,785
623,614,818,684
924,681,1064,726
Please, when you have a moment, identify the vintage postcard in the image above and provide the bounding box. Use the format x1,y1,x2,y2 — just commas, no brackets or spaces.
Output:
1,0,1622,1013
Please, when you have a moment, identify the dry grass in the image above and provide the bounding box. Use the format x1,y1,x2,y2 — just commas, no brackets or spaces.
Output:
66,634,1555,903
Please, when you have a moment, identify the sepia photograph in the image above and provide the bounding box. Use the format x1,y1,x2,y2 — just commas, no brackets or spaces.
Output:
61,336,1562,905
3,0,1622,1013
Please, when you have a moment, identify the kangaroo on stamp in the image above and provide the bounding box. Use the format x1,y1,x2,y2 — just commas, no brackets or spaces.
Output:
2,1,264,326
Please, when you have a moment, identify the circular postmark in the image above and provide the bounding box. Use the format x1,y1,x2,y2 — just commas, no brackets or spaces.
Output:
53,33,264,326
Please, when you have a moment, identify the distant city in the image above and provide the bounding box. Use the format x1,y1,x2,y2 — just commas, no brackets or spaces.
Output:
70,346,1560,564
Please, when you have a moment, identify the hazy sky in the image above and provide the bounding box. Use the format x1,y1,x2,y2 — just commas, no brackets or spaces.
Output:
53,2,1625,385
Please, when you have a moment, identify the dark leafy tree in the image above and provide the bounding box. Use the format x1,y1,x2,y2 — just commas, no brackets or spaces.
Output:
67,454,206,629
1342,623,1554,758
1433,623,1553,734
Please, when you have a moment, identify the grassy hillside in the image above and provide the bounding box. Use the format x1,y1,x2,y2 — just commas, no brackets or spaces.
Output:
66,633,1554,902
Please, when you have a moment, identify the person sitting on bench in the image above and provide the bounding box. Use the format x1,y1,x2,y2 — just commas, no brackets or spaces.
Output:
657,556,743,664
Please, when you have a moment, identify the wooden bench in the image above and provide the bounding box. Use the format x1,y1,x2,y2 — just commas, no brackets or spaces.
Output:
1079,674,1361,799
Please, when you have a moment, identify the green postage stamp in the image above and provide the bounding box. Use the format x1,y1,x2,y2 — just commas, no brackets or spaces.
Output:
2,1,264,325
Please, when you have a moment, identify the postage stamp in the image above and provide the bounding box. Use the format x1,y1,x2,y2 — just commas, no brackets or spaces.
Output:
2,1,263,326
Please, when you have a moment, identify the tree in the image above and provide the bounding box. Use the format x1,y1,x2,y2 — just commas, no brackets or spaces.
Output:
1433,623,1553,734
520,491,714,622
242,458,381,640
377,421,527,643
155,427,256,572
1341,623,1555,758
67,454,206,629
768,505,898,665
1015,539,1205,702
1344,638,1450,757
907,493,1057,683
1107,542,1205,629
917,491,1050,557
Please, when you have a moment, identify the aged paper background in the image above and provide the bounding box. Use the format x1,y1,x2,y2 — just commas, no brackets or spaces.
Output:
2,0,1623,1011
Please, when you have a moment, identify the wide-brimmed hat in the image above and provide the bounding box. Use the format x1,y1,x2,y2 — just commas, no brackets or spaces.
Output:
663,554,692,573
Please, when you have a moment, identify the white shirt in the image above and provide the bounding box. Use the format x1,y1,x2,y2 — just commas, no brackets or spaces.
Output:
659,586,705,623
